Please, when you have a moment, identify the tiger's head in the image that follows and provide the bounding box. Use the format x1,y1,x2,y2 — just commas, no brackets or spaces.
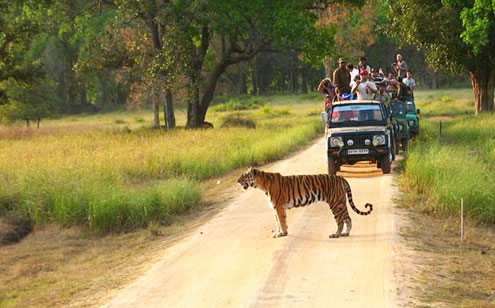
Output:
237,167,259,190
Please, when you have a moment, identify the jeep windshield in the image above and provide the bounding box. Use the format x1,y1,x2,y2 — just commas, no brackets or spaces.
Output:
329,104,385,127
406,101,415,112
391,102,407,116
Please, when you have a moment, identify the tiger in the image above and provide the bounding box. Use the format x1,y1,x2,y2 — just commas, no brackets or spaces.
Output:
237,167,372,238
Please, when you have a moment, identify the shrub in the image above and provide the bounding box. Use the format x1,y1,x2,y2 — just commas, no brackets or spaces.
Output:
219,112,256,129
441,95,452,103
213,98,265,112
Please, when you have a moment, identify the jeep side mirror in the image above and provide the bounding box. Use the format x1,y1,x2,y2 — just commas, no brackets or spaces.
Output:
417,109,420,114
321,111,328,123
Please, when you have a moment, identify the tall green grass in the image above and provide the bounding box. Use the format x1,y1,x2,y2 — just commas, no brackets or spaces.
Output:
401,89,495,223
0,95,323,233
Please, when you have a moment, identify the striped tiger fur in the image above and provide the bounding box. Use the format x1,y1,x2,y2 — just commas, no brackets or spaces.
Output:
237,167,372,238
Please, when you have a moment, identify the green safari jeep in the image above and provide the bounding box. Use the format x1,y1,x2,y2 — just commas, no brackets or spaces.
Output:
391,100,411,151
405,100,420,138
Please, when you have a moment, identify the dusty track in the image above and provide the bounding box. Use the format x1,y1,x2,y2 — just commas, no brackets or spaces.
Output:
102,138,400,307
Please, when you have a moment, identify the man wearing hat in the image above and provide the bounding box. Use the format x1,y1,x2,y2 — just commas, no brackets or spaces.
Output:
351,69,378,100
332,58,352,97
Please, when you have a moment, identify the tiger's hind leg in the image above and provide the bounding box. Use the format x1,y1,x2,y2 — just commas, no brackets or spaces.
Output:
272,205,288,238
328,202,347,238
341,217,352,237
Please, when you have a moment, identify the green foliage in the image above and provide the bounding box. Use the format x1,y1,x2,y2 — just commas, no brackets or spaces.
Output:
212,98,265,112
0,94,323,233
457,0,495,55
441,95,453,103
387,0,495,73
219,112,256,129
301,25,338,67
401,89,495,223
0,78,60,126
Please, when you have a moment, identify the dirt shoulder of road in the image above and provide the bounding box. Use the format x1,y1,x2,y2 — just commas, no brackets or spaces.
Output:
1,137,327,308
0,167,245,308
396,193,495,307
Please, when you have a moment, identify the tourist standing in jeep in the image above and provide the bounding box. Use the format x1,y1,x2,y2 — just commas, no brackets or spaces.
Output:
394,54,408,78
403,70,416,98
317,77,335,111
351,70,378,100
333,58,352,98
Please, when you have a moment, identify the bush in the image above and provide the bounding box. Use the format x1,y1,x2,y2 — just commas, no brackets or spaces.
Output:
219,112,256,129
441,95,452,103
213,98,265,112
0,94,324,234
401,94,495,224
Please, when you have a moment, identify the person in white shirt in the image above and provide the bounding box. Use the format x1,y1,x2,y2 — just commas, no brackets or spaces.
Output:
347,63,360,85
351,70,378,100
403,70,416,98
394,54,408,79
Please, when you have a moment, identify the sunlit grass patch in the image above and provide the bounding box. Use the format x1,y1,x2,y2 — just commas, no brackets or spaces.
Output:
401,89,495,223
0,94,323,233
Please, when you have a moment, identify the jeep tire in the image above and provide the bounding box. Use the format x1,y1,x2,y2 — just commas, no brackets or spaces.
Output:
381,155,392,174
328,157,337,175
401,137,409,152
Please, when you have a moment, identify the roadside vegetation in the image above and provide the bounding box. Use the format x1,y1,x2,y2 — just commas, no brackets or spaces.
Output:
0,94,323,307
401,88,495,223
399,88,495,306
0,94,323,235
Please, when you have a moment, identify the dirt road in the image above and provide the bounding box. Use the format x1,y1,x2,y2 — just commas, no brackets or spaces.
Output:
102,138,400,308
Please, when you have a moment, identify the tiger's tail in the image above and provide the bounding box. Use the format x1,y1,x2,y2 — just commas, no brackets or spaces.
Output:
341,177,373,215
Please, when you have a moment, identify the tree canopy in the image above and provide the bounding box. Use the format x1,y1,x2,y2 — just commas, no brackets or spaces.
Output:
0,0,485,128
387,0,495,113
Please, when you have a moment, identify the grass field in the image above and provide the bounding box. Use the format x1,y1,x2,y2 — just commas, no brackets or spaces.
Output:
0,94,324,234
398,88,495,307
401,88,495,223
0,93,325,307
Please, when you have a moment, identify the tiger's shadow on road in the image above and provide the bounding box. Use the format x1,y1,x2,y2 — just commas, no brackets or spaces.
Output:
286,232,393,244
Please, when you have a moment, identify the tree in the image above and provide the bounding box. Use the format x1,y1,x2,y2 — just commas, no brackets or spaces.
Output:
0,0,47,103
387,0,495,114
179,0,349,128
0,78,60,127
112,0,177,130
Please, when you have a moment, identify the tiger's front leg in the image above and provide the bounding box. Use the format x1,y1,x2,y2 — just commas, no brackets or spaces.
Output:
272,205,288,238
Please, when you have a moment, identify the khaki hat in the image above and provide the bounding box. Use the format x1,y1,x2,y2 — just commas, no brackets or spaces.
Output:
338,57,347,63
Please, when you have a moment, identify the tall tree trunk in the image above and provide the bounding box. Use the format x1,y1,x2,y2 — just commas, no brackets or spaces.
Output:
80,79,88,107
151,84,160,128
290,57,297,93
239,70,247,95
186,60,231,128
301,69,308,94
251,58,258,95
164,89,175,130
186,72,202,129
470,68,495,114
323,58,333,78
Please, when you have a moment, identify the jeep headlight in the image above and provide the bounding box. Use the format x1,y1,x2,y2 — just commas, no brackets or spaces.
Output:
330,136,343,148
372,135,386,146
408,120,415,126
